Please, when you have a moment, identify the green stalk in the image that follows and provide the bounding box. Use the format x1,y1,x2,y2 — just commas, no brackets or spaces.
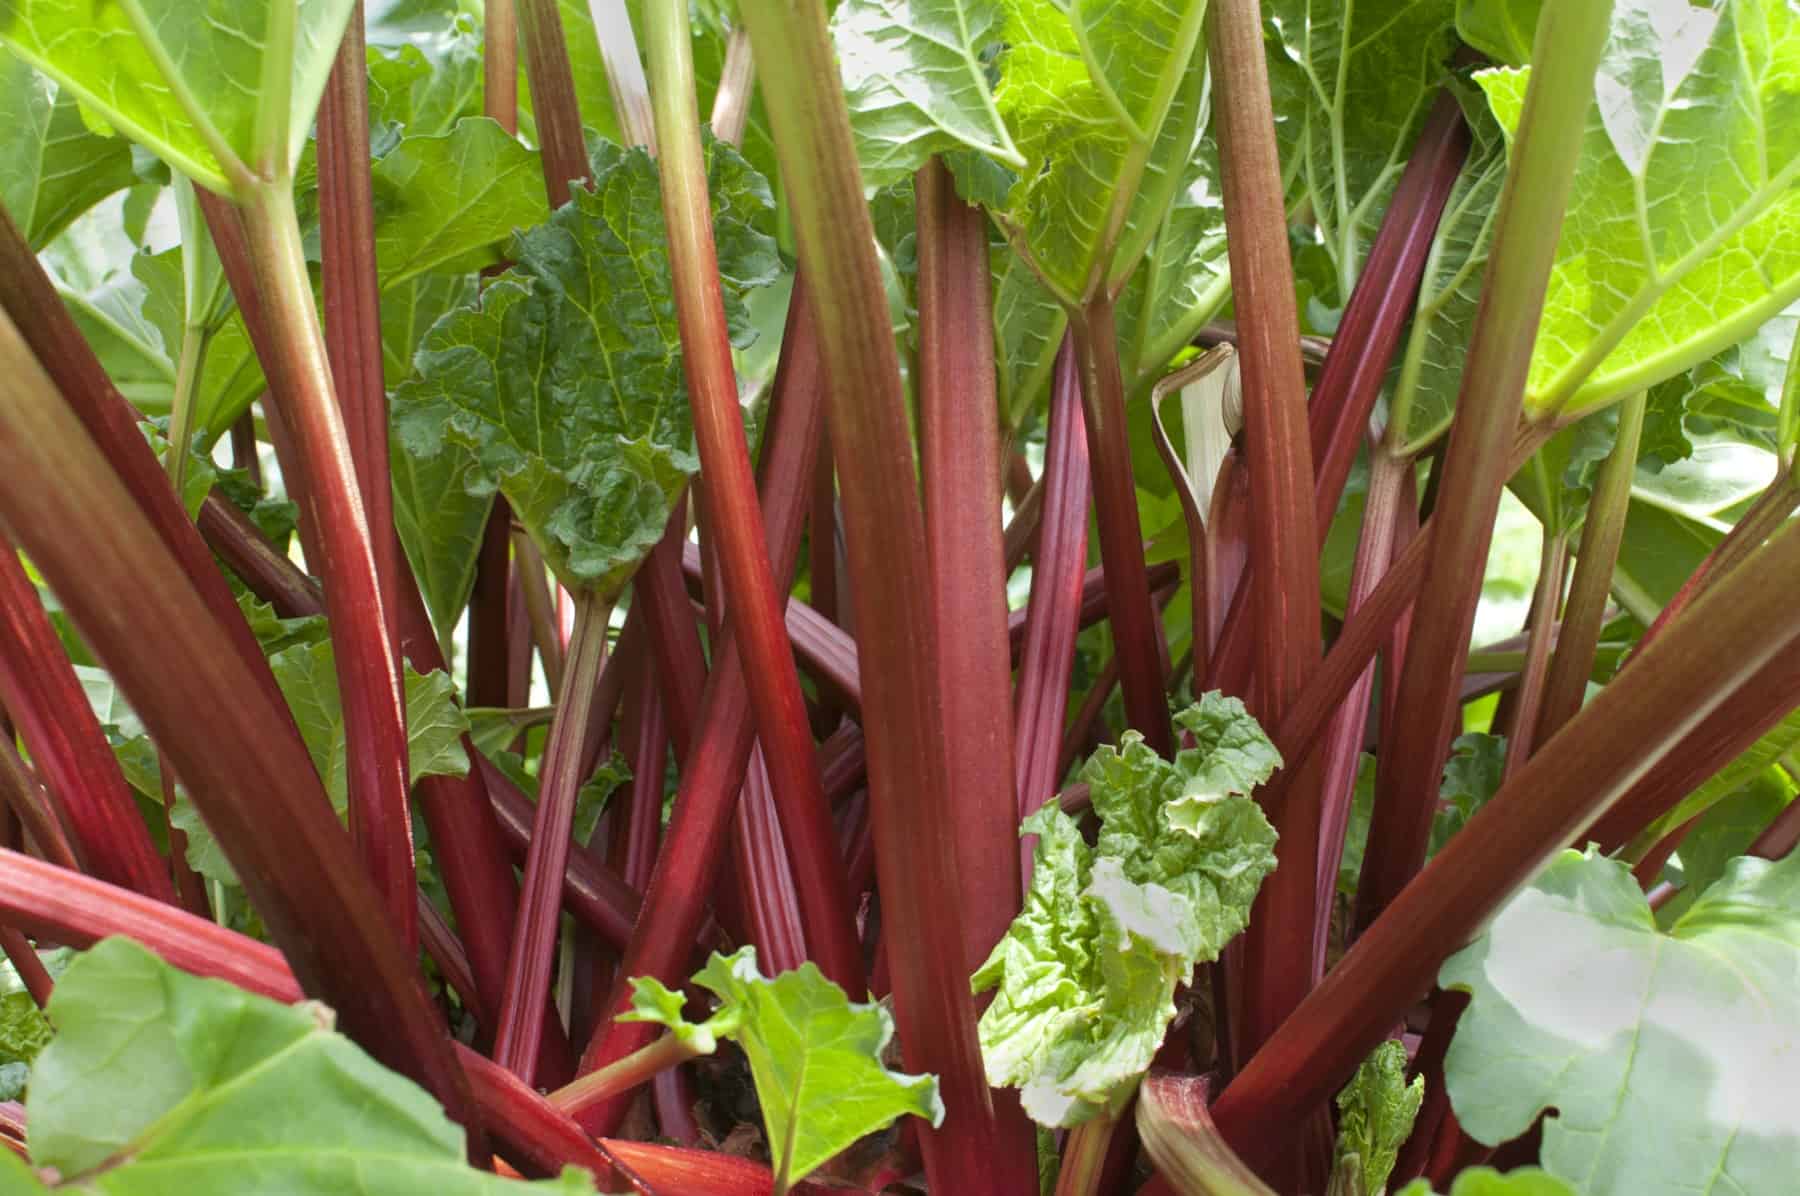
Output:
1536,393,1643,741
734,0,1010,1184
236,180,417,950
548,1030,700,1117
1354,0,1613,933
493,589,611,1081
643,0,864,991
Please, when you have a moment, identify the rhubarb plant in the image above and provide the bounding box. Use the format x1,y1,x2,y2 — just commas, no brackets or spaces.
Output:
5,0,1800,1193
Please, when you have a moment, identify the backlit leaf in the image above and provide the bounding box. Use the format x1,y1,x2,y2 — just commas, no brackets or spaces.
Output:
0,52,134,248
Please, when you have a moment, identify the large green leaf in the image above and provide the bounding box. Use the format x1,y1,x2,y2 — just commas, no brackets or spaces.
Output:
1265,0,1459,301
994,245,1067,430
1,947,70,1102
1479,0,1800,418
831,0,1024,192
393,138,777,596
21,937,593,1192
973,696,1279,1128
623,947,943,1191
0,0,357,193
1330,1040,1424,1196
366,13,484,140
169,643,470,886
1117,138,1230,386
372,118,550,290
1442,848,1800,1196
131,245,265,448
0,52,135,248
1657,767,1796,925
1454,0,1542,67
991,0,1208,303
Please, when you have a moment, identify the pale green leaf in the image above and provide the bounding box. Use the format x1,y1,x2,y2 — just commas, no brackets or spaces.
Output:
366,14,483,140
1430,731,1505,854
0,0,357,193
1266,0,1459,301
995,246,1067,430
974,698,1279,1128
1491,0,1800,418
832,0,1023,191
0,51,135,248
1117,138,1230,385
1441,848,1800,1196
393,138,776,596
617,975,735,1054
1331,1040,1424,1196
24,937,594,1192
391,398,493,639
685,947,943,1189
1167,691,1283,810
1455,0,1542,67
372,118,550,289
1658,767,1796,925
1396,1168,1577,1196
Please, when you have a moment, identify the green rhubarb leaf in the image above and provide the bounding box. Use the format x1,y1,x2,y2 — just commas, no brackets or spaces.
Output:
974,697,1279,1128
1431,731,1504,854
1385,77,1507,455
232,590,329,656
1117,138,1231,385
0,0,357,194
1657,767,1795,925
393,138,776,596
1483,0,1800,418
24,937,593,1192
995,247,1068,431
991,0,1208,302
1265,0,1459,302
1673,298,1800,457
131,244,264,450
618,975,736,1055
366,13,483,140
390,394,493,638
1455,0,1541,67
1441,848,1800,1196
1330,1040,1423,1196
372,118,550,289
0,51,135,248
831,0,1024,192
1396,1168,1577,1196
667,946,943,1190
171,644,470,886
1167,691,1284,812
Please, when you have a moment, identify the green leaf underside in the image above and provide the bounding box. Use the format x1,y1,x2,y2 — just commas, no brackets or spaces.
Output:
993,0,1207,302
0,52,135,249
393,138,778,596
831,0,1024,193
1117,136,1230,386
0,0,357,193
1331,1040,1424,1196
1442,848,1800,1196
1482,0,1800,418
1265,0,1458,302
167,643,469,887
1396,1167,1578,1196
24,937,592,1192
1658,767,1796,925
973,694,1280,1128
1454,0,1543,68
625,947,942,1189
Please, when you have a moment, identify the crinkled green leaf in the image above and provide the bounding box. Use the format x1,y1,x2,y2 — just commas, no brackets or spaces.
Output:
991,0,1208,302
1396,1168,1577,1196
975,698,1279,1128
24,937,594,1192
0,51,135,248
831,0,1023,192
1331,1040,1423,1196
393,138,776,595
1386,78,1508,455
1455,0,1542,67
679,946,943,1189
372,118,550,289
1431,731,1505,854
233,590,329,656
1441,848,1800,1196
1486,1,1800,418
1168,691,1284,811
1669,298,1800,457
0,0,357,193
1266,0,1459,301
618,974,736,1055
171,644,469,886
